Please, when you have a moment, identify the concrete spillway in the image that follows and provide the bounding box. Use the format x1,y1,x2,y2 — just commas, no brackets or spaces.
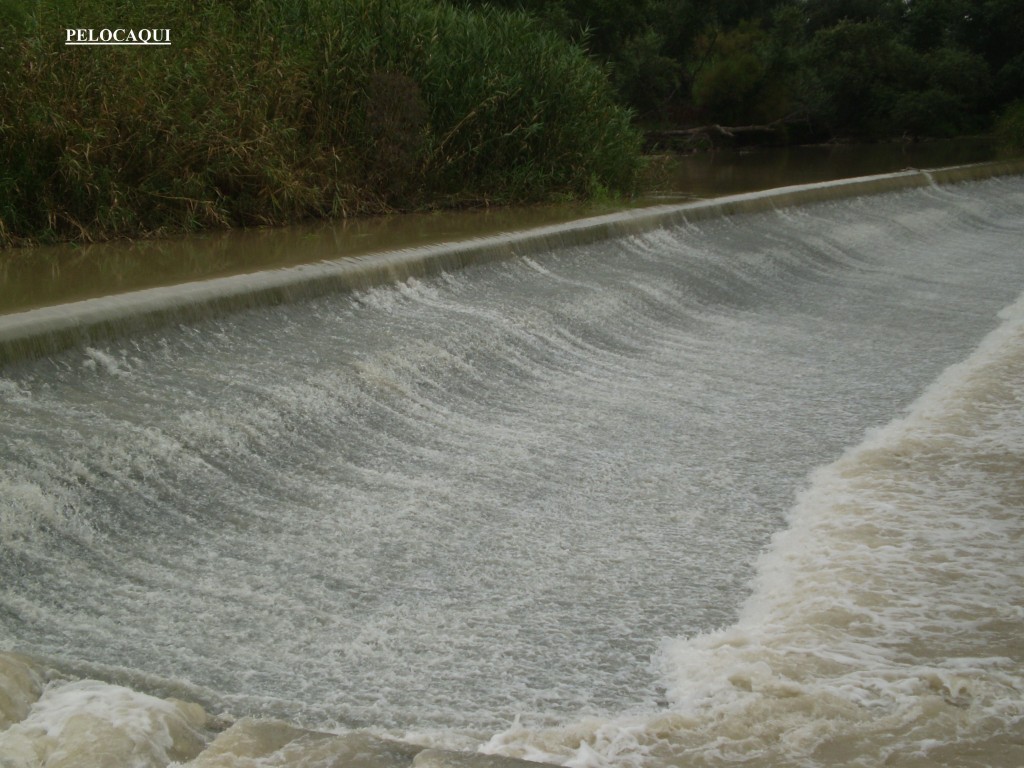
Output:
2,165,1024,767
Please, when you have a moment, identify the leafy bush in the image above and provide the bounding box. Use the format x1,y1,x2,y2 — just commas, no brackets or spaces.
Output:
0,0,641,246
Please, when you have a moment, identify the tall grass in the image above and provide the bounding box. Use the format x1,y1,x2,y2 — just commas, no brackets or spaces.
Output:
0,0,641,246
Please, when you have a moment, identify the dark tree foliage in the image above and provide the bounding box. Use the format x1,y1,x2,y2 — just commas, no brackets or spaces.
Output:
449,0,1024,141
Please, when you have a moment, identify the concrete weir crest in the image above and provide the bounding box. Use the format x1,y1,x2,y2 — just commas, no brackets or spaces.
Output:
2,160,1023,368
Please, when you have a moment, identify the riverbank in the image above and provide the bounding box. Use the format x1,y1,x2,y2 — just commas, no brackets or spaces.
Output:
2,138,1019,316
3,161,1023,367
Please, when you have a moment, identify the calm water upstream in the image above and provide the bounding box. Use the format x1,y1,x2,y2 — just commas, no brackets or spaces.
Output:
1,175,1023,766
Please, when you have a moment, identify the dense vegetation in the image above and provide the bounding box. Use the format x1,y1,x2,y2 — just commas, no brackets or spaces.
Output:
2,0,1021,248
0,0,641,246
455,0,1023,146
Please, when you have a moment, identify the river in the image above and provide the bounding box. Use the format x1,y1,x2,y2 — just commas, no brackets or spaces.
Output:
1,172,1023,766
0,138,1007,316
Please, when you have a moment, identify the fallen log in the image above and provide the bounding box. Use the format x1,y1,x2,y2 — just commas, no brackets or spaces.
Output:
645,120,789,144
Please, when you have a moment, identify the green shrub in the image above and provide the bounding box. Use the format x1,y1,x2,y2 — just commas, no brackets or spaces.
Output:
0,0,640,246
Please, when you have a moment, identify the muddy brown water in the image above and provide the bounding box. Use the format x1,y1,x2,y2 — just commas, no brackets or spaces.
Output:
0,138,1010,315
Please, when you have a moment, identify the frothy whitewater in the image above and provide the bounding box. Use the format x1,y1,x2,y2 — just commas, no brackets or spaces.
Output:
1,177,1023,767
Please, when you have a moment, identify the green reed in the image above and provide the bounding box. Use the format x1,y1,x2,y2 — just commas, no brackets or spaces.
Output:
0,0,641,246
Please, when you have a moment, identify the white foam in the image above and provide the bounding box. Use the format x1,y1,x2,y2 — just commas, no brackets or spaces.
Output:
82,347,132,377
0,477,94,547
0,679,209,767
481,291,1024,767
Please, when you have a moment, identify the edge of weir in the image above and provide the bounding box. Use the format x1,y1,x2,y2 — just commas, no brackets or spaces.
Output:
2,158,1023,368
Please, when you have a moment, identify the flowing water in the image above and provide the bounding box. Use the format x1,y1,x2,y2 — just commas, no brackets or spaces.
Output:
1,176,1023,766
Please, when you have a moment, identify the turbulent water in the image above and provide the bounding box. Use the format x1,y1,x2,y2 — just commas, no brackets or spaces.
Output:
1,177,1023,766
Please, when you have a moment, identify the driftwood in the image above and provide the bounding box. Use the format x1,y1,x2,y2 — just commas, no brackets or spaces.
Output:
646,120,788,143
645,114,808,149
